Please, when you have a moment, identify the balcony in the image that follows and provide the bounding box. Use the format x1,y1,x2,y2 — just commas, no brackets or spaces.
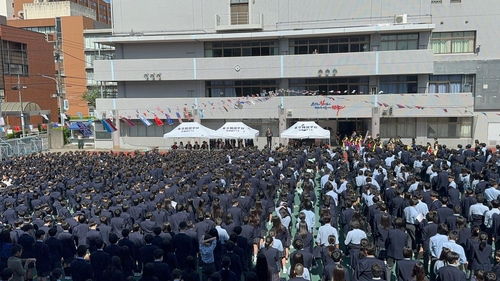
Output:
215,13,264,32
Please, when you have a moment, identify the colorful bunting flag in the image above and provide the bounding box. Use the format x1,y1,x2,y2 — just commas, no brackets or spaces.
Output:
396,104,405,109
382,103,389,107
139,115,153,126
101,119,115,133
105,119,117,131
443,109,448,113
41,114,49,121
61,113,68,120
481,112,487,116
14,126,20,132
154,115,164,126
165,114,174,125
183,107,191,121
77,112,83,119
176,112,183,123
120,116,136,127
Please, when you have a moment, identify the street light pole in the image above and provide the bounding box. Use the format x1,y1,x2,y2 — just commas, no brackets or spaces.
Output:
13,75,26,138
40,74,63,125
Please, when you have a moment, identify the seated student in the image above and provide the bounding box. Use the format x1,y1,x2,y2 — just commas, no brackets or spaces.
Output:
396,247,418,281
436,251,466,281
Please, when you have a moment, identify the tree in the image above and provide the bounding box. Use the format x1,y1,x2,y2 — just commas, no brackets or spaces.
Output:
82,87,100,108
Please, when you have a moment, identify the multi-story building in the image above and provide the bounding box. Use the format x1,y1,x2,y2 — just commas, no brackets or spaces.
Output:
0,0,14,18
12,0,111,25
83,28,116,107
0,20,58,133
93,0,500,149
8,0,110,117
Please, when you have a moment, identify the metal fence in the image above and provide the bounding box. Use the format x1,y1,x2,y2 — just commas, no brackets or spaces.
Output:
0,135,49,160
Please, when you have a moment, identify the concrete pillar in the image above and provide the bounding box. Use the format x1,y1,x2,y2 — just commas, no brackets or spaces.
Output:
371,107,380,137
112,109,120,149
194,98,201,123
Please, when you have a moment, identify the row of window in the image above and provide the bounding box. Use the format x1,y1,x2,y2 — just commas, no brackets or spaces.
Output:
203,75,474,97
380,117,472,139
204,31,475,57
2,41,29,76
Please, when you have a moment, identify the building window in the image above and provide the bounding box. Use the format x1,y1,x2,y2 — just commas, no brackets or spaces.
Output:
427,117,472,138
204,40,279,57
430,32,475,54
289,36,369,55
380,118,416,138
22,26,55,34
206,80,278,97
379,75,418,94
2,41,28,76
94,122,112,139
120,120,170,137
380,33,419,51
428,74,474,93
289,77,369,95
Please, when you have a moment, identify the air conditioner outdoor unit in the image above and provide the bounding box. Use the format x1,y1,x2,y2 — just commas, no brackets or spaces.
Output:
287,110,293,117
394,14,408,24
382,109,388,116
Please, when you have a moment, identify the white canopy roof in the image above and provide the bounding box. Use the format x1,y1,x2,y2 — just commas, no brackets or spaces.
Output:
281,121,330,139
212,122,259,139
163,122,216,138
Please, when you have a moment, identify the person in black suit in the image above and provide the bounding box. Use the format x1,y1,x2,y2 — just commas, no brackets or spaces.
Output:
396,247,418,281
140,234,160,269
45,228,63,271
217,257,237,281
151,249,172,281
222,241,243,281
90,239,111,281
32,230,51,281
436,197,454,224
118,229,137,261
105,233,122,258
171,222,194,270
386,218,409,280
468,232,493,271
371,263,386,281
70,245,93,281
260,236,280,280
57,221,76,278
420,212,438,276
356,243,386,281
436,251,466,281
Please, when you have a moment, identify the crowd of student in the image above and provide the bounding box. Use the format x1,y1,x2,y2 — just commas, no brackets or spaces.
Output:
0,140,499,281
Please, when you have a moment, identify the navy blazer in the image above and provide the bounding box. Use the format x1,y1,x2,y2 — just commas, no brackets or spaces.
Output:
396,259,417,281
437,265,466,281
386,229,409,260
356,256,387,281
152,260,172,281
70,258,93,281
90,249,111,281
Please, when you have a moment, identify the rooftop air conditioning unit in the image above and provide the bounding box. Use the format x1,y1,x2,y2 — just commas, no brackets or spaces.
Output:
394,14,408,24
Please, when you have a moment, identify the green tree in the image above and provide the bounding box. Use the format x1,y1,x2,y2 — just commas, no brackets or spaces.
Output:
82,87,100,108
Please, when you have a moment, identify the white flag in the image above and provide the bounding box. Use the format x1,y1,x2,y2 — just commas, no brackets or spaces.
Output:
61,113,68,120
41,114,49,121
0,117,4,126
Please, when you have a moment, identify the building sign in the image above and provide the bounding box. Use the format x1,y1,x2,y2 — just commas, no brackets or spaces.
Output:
310,100,346,116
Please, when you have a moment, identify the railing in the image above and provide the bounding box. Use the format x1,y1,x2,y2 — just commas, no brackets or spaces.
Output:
0,135,49,160
215,13,264,30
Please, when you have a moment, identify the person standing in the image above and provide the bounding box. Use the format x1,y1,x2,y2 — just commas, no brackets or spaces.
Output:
266,128,273,149
199,235,217,281
7,244,36,281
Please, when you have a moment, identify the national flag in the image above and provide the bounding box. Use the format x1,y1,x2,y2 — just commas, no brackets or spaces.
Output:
41,114,49,121
108,111,114,120
405,105,413,109
0,127,4,133
14,126,20,132
42,124,47,129
65,122,71,127
183,107,191,121
482,112,488,116
139,115,153,126
154,115,164,126
415,106,424,110
198,110,204,119
29,125,33,131
165,114,174,125
88,119,93,125
443,108,448,113
223,106,228,112
77,112,83,119
377,102,383,107
120,116,136,127
61,113,68,120
176,112,183,123
382,103,389,107
396,104,405,109
105,119,117,131
53,123,59,128
101,119,116,133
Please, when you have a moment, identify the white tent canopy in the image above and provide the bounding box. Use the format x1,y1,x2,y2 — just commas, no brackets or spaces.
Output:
281,121,330,139
212,122,259,139
163,122,216,139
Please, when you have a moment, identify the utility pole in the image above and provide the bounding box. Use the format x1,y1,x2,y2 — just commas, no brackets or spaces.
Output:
56,35,64,125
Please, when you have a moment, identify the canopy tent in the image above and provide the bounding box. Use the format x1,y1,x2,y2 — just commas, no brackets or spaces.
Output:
212,122,259,139
163,122,216,139
281,121,330,140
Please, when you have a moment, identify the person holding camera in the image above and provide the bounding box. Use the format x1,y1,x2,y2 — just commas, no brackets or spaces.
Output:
7,244,36,281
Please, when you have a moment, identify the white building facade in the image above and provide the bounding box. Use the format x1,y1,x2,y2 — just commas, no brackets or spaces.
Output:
93,0,500,149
